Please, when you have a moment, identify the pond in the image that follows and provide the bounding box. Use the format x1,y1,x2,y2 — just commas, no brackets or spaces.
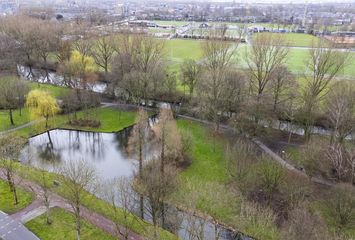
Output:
21,128,136,180
20,126,252,240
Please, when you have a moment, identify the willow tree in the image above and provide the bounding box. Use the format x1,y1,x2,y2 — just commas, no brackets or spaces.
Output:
26,90,60,128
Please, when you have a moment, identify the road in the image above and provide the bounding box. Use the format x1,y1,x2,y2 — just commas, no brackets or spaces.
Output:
0,211,39,240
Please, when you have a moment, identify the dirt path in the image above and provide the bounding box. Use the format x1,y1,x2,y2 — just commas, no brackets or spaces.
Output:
0,172,143,240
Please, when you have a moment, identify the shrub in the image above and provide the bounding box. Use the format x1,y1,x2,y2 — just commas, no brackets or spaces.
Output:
257,157,286,200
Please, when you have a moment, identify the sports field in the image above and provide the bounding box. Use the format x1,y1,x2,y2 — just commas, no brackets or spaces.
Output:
253,32,320,47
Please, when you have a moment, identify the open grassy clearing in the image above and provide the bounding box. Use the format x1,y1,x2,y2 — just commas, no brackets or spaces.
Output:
154,20,191,26
253,32,320,47
165,39,204,63
28,82,71,99
26,208,116,240
0,108,30,132
0,179,33,214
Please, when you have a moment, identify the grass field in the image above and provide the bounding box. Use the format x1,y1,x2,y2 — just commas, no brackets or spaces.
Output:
0,180,33,214
15,107,138,138
0,108,30,132
253,32,320,47
154,20,191,26
29,82,72,99
26,208,116,240
165,39,204,63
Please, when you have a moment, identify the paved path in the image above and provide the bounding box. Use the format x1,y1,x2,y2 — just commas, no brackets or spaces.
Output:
0,211,39,240
0,172,143,240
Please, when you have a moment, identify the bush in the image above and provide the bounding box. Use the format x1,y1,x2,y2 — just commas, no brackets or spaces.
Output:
257,157,286,199
281,205,328,240
324,184,355,234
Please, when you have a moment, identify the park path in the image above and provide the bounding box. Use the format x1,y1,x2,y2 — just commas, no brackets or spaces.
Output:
0,171,143,240
0,120,40,136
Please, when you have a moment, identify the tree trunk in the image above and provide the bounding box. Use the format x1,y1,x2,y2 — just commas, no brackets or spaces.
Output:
138,139,144,219
160,129,165,176
9,109,14,125
12,185,18,205
76,208,81,240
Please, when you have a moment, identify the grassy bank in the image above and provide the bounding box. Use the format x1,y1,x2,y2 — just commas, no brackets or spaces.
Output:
14,163,177,240
0,108,30,132
26,208,116,240
0,179,33,214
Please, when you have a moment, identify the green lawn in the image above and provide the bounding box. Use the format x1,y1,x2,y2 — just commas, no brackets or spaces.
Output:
15,107,138,138
165,39,203,63
154,20,191,26
26,208,116,240
0,180,33,214
0,108,30,132
29,82,72,99
253,32,320,47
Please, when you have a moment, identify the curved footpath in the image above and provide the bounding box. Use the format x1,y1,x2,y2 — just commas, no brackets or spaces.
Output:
0,171,142,240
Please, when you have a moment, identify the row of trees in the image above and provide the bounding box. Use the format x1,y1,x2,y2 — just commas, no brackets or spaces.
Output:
179,33,349,141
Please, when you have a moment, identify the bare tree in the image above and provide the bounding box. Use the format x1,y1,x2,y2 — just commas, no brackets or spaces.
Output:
135,160,177,238
34,22,63,81
59,160,97,240
197,33,238,131
326,144,348,181
38,170,52,224
103,177,139,240
180,59,201,98
110,34,165,103
326,83,355,144
245,33,289,122
127,108,150,218
0,33,20,73
1,16,44,79
0,78,29,125
91,36,116,73
152,108,182,176
269,66,296,112
300,40,348,140
0,135,26,205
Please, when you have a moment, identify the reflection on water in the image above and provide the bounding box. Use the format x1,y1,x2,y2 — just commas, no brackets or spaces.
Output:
21,128,136,179
17,65,107,93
